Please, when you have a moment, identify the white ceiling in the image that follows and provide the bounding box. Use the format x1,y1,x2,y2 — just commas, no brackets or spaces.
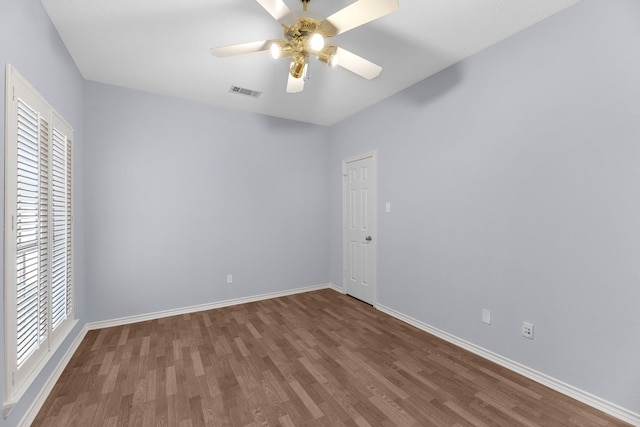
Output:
41,0,579,126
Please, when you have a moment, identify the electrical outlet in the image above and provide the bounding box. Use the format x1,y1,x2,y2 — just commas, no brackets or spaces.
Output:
226,274,233,284
522,321,534,339
482,309,491,325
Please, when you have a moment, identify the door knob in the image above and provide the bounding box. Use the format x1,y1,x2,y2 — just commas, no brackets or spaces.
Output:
365,236,372,241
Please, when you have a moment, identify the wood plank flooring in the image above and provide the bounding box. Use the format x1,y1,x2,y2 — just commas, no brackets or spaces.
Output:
33,289,630,426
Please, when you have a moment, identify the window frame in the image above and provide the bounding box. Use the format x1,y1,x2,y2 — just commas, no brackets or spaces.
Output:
3,64,76,415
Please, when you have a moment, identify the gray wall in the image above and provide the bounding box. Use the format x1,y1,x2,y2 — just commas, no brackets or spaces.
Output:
329,0,640,414
2,0,638,422
0,0,86,425
83,82,330,322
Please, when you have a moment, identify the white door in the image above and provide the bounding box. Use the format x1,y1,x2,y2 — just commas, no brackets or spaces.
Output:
343,153,376,305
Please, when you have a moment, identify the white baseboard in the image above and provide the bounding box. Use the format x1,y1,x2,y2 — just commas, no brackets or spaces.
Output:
328,282,345,294
376,304,640,426
18,324,89,427
86,283,333,330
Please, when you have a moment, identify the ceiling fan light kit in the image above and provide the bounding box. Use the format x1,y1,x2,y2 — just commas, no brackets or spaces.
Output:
290,54,307,79
211,0,399,93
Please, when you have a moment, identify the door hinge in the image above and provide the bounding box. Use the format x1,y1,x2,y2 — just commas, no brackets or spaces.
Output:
12,371,15,386
12,85,16,101
12,215,15,231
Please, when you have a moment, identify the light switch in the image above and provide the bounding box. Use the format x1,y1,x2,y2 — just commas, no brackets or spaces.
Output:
482,309,491,325
385,202,391,213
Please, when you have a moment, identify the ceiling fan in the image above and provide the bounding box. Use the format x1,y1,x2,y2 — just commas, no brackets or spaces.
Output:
211,0,399,93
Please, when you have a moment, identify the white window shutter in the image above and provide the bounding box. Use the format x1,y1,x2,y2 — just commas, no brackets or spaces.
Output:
4,66,75,410
39,115,50,346
15,100,45,368
66,136,73,317
50,127,69,330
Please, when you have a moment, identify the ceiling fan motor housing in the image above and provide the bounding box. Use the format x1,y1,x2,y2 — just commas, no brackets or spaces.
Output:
283,18,326,54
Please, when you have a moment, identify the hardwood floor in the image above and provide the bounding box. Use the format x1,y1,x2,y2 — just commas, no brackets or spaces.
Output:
33,289,630,426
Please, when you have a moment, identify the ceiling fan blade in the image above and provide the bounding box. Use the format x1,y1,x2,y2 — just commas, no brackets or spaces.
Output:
321,0,398,37
211,40,275,57
256,0,296,25
286,65,306,93
333,47,382,79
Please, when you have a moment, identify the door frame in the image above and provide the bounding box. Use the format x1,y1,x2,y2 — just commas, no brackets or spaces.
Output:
342,151,378,306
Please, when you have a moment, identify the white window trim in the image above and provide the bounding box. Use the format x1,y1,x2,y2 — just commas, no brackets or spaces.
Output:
3,64,76,416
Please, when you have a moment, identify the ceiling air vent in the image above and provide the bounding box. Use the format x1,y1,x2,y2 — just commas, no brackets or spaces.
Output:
229,85,262,98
